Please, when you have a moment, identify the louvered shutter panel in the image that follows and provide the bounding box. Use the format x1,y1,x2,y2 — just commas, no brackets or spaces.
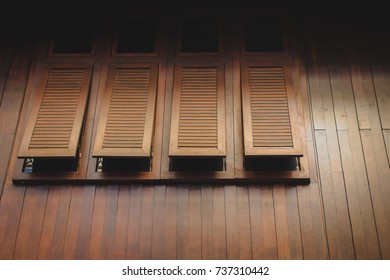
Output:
241,63,302,156
93,64,158,157
169,63,226,156
18,64,92,158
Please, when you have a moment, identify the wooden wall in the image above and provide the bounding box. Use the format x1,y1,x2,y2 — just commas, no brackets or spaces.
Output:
0,6,389,260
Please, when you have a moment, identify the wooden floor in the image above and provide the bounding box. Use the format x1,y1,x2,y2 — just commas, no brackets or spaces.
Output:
0,8,389,260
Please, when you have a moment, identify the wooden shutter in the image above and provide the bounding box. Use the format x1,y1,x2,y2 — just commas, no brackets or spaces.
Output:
93,64,158,157
18,64,92,158
169,63,226,156
241,62,302,156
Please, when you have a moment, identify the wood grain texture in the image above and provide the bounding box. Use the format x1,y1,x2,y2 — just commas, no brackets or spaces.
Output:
38,186,72,259
13,186,48,259
62,186,95,259
1,7,390,262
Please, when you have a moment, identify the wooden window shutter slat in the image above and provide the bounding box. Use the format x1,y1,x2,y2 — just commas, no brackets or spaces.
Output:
169,63,226,156
93,64,158,157
18,64,92,158
241,63,302,156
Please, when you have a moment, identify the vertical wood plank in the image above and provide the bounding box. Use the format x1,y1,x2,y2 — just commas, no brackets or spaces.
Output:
285,187,304,259
273,185,303,259
315,130,355,259
361,130,390,259
151,185,166,260
224,185,238,259
88,186,119,259
212,186,227,259
38,186,72,259
337,130,381,259
13,186,48,259
0,185,26,259
349,56,378,130
126,185,142,259
138,186,155,259
0,45,13,105
188,186,202,259
329,56,381,259
384,130,390,165
273,185,290,259
248,186,263,259
201,185,213,259
112,186,131,259
297,183,329,259
0,44,33,193
163,186,177,259
62,186,95,259
236,186,252,259
248,186,278,259
371,60,390,129
307,61,330,130
176,185,189,259
328,56,350,130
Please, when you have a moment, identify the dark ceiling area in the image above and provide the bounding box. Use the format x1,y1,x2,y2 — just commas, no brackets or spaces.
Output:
1,0,388,48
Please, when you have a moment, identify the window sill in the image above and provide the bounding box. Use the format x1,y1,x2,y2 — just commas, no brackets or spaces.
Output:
13,170,310,185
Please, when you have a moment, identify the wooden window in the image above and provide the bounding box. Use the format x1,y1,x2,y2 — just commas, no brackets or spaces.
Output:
18,64,92,160
93,63,158,172
169,63,226,157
